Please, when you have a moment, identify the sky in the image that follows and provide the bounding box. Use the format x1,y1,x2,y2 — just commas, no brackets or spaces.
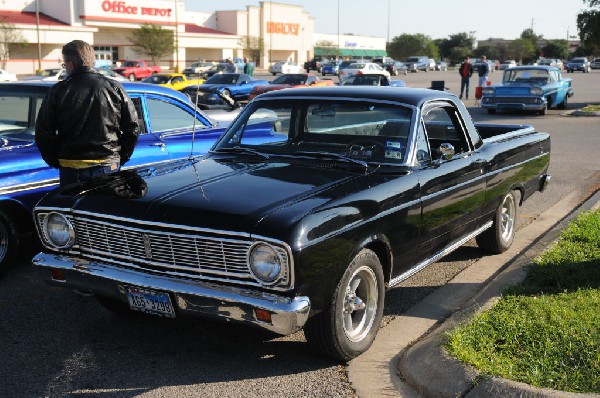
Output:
184,0,589,41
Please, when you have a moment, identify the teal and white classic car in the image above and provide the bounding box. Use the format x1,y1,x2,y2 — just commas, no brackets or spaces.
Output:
481,66,573,115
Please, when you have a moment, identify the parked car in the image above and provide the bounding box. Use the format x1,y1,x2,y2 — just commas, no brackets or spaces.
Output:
141,73,205,91
337,60,354,75
383,61,408,76
248,73,334,100
0,81,235,273
590,58,600,69
338,62,390,81
500,60,517,70
179,73,269,105
22,68,67,81
340,74,392,86
0,69,17,82
202,63,230,78
96,66,128,81
304,56,329,73
114,59,161,81
404,56,431,72
537,58,562,69
269,61,304,75
566,57,591,73
321,62,340,76
183,61,216,76
434,61,448,71
32,86,550,361
481,66,573,115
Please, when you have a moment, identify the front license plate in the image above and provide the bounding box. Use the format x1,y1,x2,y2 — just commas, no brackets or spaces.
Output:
125,286,175,318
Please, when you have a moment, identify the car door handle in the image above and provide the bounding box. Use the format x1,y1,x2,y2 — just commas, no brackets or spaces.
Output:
149,142,165,147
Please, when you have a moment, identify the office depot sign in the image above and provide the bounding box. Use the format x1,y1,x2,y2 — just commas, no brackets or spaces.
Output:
83,0,175,22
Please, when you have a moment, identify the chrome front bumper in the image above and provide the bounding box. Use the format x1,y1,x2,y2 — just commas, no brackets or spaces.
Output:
33,252,311,336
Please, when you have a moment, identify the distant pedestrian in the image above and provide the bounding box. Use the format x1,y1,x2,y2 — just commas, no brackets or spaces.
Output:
458,57,473,100
244,57,255,76
225,58,236,73
477,55,490,87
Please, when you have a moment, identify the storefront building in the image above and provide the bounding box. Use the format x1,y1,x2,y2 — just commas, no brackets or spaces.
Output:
0,0,386,75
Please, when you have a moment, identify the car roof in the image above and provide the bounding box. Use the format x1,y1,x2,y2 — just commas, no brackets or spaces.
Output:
0,80,191,103
254,86,455,107
506,65,558,71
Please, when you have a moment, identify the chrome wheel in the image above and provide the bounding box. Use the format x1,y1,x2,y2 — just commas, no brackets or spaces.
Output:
0,220,8,264
500,193,516,243
342,266,378,342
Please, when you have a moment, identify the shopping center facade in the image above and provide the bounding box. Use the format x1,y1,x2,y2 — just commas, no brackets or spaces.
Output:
0,0,386,74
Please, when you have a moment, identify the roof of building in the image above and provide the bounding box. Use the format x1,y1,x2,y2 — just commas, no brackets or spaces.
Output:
0,10,68,26
184,24,234,36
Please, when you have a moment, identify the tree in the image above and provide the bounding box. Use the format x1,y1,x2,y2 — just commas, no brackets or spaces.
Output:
0,17,27,69
508,38,536,64
541,40,569,60
129,24,174,66
577,0,600,55
436,32,474,60
314,40,341,58
387,34,438,61
239,36,264,64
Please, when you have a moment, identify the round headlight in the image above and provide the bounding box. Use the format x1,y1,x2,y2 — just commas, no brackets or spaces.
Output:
482,87,495,95
530,87,543,95
43,212,75,248
248,243,283,285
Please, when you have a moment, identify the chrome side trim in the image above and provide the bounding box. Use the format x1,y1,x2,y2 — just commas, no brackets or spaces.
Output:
388,221,493,288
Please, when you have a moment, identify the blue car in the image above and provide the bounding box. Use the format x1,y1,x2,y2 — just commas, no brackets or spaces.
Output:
320,62,340,76
481,66,573,115
0,81,232,272
181,73,269,105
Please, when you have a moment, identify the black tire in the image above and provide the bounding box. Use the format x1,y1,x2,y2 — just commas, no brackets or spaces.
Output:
476,190,519,254
128,74,136,81
304,248,384,361
96,295,135,315
0,210,19,275
538,103,547,116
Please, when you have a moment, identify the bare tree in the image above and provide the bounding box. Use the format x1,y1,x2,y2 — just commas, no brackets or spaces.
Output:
238,36,264,64
0,17,27,69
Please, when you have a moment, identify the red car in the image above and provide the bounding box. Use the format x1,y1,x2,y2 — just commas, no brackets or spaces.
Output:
248,73,334,100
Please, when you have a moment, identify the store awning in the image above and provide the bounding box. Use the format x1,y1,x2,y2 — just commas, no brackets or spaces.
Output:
315,48,387,57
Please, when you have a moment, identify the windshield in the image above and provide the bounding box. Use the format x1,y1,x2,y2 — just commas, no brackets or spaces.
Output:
213,98,413,164
143,75,170,84
206,74,239,84
571,59,585,64
272,74,306,85
121,61,137,67
503,69,551,84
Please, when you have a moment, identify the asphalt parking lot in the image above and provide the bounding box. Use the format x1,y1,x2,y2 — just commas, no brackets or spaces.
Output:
1,68,599,398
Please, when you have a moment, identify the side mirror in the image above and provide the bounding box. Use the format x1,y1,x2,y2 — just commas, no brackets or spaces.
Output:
438,143,455,160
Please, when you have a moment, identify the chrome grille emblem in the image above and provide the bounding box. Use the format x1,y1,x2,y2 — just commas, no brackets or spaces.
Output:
142,234,153,259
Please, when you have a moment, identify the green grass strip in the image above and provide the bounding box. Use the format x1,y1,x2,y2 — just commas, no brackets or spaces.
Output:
446,210,600,393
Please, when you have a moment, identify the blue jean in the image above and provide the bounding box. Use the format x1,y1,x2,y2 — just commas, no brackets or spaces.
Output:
460,77,470,97
59,163,120,186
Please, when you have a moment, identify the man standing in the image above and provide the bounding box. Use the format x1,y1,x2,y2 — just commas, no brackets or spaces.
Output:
458,57,473,100
477,55,490,87
35,40,139,186
243,57,255,76
225,58,237,73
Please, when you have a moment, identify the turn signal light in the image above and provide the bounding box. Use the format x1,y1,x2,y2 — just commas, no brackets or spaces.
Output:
255,309,272,323
50,269,66,281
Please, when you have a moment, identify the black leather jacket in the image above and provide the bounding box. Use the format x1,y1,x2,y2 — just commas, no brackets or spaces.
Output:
35,66,139,168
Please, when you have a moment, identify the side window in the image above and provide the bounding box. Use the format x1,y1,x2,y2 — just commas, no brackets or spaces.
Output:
414,122,431,165
0,96,31,137
145,97,206,133
422,105,470,156
130,97,147,135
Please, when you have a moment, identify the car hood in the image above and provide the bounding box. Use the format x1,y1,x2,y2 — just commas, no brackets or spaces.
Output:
0,137,35,151
40,157,382,240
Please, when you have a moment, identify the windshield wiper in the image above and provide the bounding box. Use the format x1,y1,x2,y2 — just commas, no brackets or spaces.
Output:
214,147,270,159
294,150,368,169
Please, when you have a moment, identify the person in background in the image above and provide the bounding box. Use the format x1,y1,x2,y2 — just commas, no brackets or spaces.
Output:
245,58,255,76
35,40,139,186
477,55,490,87
458,56,473,100
225,58,237,73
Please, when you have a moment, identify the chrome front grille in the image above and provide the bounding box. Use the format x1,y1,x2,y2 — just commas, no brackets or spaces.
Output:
36,211,292,290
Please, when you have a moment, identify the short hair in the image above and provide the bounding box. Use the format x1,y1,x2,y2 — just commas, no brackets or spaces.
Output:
481,55,487,60
62,40,95,68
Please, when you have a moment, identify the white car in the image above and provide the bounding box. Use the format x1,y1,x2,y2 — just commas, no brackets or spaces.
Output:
269,61,303,75
338,62,390,82
22,68,67,81
500,60,517,70
0,69,17,82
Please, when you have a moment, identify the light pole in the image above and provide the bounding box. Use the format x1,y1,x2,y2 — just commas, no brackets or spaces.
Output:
174,0,180,72
337,0,340,55
35,0,41,72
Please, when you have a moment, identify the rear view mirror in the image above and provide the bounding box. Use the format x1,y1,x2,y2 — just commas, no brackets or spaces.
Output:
311,107,336,117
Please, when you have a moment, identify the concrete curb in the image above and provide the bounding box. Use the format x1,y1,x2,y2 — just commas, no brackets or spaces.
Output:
348,184,600,397
397,187,600,398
